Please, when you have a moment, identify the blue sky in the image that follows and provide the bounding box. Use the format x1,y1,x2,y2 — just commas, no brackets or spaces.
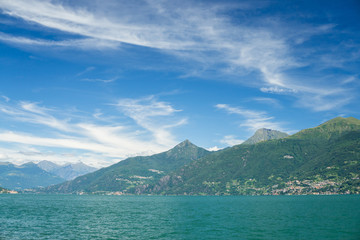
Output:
0,0,359,167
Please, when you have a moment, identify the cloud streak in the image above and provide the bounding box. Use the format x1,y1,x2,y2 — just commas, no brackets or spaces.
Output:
81,77,118,83
0,97,186,167
0,0,356,112
0,32,119,49
0,1,299,84
220,135,244,146
215,103,286,132
116,96,187,146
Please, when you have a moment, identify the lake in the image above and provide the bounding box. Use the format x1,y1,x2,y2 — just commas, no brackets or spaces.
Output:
0,194,359,239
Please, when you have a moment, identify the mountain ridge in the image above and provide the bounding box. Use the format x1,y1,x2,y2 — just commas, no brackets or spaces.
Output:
290,117,360,141
0,162,65,190
40,117,360,195
147,117,360,195
37,161,97,180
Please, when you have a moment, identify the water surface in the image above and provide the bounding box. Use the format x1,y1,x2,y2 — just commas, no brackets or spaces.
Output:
0,194,359,239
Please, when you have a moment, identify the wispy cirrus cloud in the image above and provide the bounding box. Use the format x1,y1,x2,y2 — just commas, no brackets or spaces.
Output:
0,96,186,167
0,32,120,49
0,0,357,112
81,77,118,83
0,101,72,132
116,96,187,146
0,0,195,50
215,103,286,132
252,97,282,109
220,135,244,146
260,87,297,94
1,95,10,102
76,66,95,77
0,1,299,80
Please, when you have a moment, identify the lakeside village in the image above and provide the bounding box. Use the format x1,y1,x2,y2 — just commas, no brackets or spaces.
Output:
219,175,360,196
71,174,360,196
2,176,359,196
2,169,359,196
0,188,18,194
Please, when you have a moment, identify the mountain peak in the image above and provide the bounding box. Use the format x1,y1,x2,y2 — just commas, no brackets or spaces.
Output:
165,139,210,159
37,160,61,172
243,128,289,145
167,139,200,154
175,139,193,148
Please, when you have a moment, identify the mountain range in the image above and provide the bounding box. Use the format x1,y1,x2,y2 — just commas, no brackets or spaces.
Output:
42,117,360,195
45,140,210,194
0,162,65,190
37,161,97,180
0,161,97,190
149,117,360,195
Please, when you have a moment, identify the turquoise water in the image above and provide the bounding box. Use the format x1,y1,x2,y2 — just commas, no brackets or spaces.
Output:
0,195,359,239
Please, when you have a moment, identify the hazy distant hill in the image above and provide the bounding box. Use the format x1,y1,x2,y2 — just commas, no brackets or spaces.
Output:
37,160,60,172
44,140,210,194
0,162,65,190
37,161,97,180
242,128,288,145
149,117,360,195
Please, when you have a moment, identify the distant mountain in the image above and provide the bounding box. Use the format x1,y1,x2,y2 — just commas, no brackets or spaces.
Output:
37,160,60,172
44,140,210,194
0,162,65,190
242,128,288,145
37,161,97,180
148,117,360,195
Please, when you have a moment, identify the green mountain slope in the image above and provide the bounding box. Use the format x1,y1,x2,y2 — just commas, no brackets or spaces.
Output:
242,128,288,145
0,162,66,190
44,140,210,194
290,117,360,141
149,117,360,195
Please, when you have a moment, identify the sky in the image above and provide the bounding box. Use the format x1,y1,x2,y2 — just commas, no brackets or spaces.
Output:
0,0,359,167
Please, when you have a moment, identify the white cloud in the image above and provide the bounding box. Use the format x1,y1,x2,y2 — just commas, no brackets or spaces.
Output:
220,135,244,146
216,103,286,132
0,101,72,132
260,87,297,94
81,77,118,83
0,0,194,50
1,95,10,102
0,131,115,154
0,97,186,167
341,76,357,85
252,97,282,108
116,96,187,146
0,0,355,112
0,0,294,83
207,146,222,152
0,32,119,49
76,66,95,76
296,94,352,112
